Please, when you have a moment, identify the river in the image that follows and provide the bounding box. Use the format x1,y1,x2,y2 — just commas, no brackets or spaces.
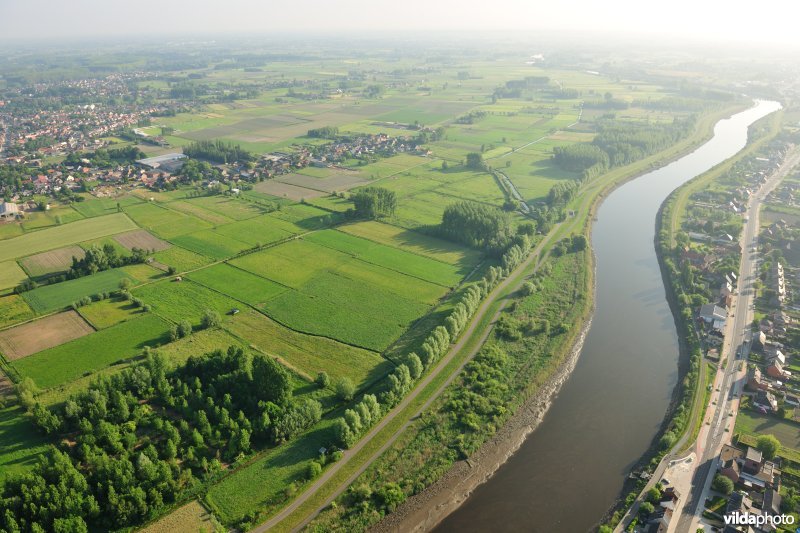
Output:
435,99,782,533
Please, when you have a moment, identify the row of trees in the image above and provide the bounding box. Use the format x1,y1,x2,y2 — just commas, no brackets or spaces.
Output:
349,187,397,219
183,140,255,164
65,146,145,168
4,347,318,531
439,201,514,255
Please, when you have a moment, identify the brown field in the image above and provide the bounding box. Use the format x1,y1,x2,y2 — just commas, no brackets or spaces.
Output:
113,230,171,252
19,246,86,277
253,181,326,201
276,170,370,193
139,501,217,533
0,311,95,360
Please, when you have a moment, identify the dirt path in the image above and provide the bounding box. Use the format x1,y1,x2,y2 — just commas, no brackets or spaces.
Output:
253,224,562,533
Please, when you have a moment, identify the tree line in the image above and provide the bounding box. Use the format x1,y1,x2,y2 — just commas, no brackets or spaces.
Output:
183,140,255,164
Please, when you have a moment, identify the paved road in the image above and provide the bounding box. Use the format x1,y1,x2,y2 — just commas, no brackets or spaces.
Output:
253,221,562,533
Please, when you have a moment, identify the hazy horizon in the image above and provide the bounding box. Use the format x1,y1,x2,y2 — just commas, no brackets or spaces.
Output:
1,0,799,48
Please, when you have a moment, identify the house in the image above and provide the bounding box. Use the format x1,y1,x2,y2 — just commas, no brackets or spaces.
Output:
746,367,768,392
720,444,744,483
763,489,782,519
752,331,767,352
644,506,672,533
658,487,680,511
0,202,19,220
699,303,727,323
767,350,786,367
766,361,790,380
754,390,778,412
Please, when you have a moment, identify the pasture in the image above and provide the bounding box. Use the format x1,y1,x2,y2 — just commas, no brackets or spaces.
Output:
152,246,214,273
212,216,294,247
0,261,28,290
123,202,212,239
0,406,51,483
139,501,217,533
21,268,135,313
337,220,483,269
0,213,137,262
262,271,428,351
253,180,326,201
187,263,287,306
78,298,143,329
0,295,34,329
133,279,241,328
170,230,253,260
18,245,86,278
305,229,463,286
224,310,390,391
0,311,95,360
11,313,171,389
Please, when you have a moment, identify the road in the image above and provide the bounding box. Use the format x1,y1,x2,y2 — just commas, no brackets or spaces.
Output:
252,219,562,533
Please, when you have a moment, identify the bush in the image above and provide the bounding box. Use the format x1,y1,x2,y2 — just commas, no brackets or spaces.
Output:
178,319,193,338
307,461,322,480
315,371,330,389
201,309,222,329
712,474,733,495
335,377,356,402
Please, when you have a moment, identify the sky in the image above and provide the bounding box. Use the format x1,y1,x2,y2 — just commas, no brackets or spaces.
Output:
0,0,799,47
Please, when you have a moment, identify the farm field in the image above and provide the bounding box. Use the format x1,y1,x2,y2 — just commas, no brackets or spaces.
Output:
305,229,463,286
187,263,287,306
338,220,484,268
11,313,171,389
0,406,51,483
139,501,218,533
133,279,241,328
113,229,171,252
21,268,136,313
18,245,86,278
70,195,143,218
123,202,213,239
0,311,95,360
78,297,143,329
212,216,294,247
0,261,28,290
262,271,428,351
170,229,253,260
0,295,35,329
223,309,389,388
0,213,137,262
152,246,214,272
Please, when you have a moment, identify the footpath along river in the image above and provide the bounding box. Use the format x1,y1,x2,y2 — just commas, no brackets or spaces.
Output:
435,99,782,533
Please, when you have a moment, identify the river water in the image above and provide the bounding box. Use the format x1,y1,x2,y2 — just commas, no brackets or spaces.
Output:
436,100,782,533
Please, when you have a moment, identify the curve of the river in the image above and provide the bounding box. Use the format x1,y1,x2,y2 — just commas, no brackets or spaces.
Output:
436,99,782,533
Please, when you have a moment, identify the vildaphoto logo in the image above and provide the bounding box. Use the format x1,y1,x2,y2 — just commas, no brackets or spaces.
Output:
724,512,795,527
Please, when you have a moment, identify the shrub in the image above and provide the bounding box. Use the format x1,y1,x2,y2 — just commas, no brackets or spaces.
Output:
315,371,330,389
335,377,355,402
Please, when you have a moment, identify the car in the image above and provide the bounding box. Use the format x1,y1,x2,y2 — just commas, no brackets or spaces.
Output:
661,478,670,486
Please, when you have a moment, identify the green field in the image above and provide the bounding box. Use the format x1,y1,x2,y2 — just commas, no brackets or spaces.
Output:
152,246,214,272
305,229,463,286
78,297,143,329
12,313,171,389
0,406,51,483
262,271,429,351
224,310,389,387
735,410,800,452
133,279,241,327
338,220,483,268
0,295,35,329
123,202,212,239
170,230,253,260
187,263,287,306
0,213,138,263
0,261,28,291
21,268,136,313
71,195,143,218
212,216,295,247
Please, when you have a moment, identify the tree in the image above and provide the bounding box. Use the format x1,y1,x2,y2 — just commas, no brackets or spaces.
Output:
178,320,193,338
119,278,132,291
200,309,221,329
638,501,655,516
315,371,330,389
350,187,396,219
307,460,322,479
335,377,356,402
756,434,780,460
646,486,662,503
465,152,485,170
712,474,733,495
